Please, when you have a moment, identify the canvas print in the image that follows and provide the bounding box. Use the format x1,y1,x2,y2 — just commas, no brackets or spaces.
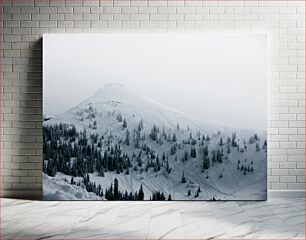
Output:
43,33,267,200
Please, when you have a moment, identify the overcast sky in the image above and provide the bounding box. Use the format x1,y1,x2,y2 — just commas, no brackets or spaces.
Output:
43,33,267,130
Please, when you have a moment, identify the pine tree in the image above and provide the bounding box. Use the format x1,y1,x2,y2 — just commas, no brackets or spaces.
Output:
256,143,260,152
190,147,196,158
114,178,119,200
93,120,97,129
254,133,259,141
217,149,222,163
203,156,210,170
183,150,188,162
149,124,158,141
219,138,223,146
168,194,172,201
203,146,208,157
138,118,143,131
172,133,177,142
181,171,187,183
123,118,127,128
211,150,216,163
138,184,144,200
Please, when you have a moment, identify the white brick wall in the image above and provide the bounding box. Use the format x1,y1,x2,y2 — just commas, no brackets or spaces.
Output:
1,0,305,198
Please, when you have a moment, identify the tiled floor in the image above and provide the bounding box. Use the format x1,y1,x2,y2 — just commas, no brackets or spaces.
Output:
2,198,305,239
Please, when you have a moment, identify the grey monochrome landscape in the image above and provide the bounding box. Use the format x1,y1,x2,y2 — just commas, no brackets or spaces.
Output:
43,33,267,200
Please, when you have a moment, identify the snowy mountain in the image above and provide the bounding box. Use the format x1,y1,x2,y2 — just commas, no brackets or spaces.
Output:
43,83,267,200
46,83,224,134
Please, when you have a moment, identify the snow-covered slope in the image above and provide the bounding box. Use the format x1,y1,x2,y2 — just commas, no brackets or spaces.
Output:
43,83,267,200
43,174,104,200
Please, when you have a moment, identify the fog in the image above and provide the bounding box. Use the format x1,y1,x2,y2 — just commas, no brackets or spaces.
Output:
43,33,267,130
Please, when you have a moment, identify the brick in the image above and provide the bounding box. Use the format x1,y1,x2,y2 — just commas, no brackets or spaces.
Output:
271,183,288,189
158,21,176,28
210,21,234,28
280,176,296,183
4,35,21,43
130,14,149,21
12,0,34,7
49,0,65,6
121,7,138,14
74,7,90,14
12,28,31,35
74,21,90,28
83,13,99,20
3,6,21,13
65,0,82,7
218,14,244,21
167,0,184,7
4,21,20,28
90,6,104,13
185,1,202,7
195,7,209,14
169,14,184,21
99,13,113,20
65,14,83,20
177,21,195,28
57,6,73,14
4,176,20,183
57,21,73,28
83,0,99,6
185,14,202,21
177,7,196,14
20,176,37,183
288,183,305,189
121,20,139,28
150,14,167,21
113,0,130,6
50,14,65,21
158,7,176,14
139,7,157,14
289,169,304,176
280,162,296,169
268,176,279,183
21,6,39,14
90,21,107,28
39,6,57,13
103,6,121,14
32,13,49,20
39,21,57,28
139,20,158,28
148,0,167,7
12,14,31,20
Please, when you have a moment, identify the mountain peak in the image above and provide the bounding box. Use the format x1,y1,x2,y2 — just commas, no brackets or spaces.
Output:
83,83,142,105
101,82,125,89
82,83,190,116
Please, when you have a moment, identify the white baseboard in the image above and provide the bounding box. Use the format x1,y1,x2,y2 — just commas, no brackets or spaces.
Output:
1,190,42,200
268,190,305,199
1,190,305,200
